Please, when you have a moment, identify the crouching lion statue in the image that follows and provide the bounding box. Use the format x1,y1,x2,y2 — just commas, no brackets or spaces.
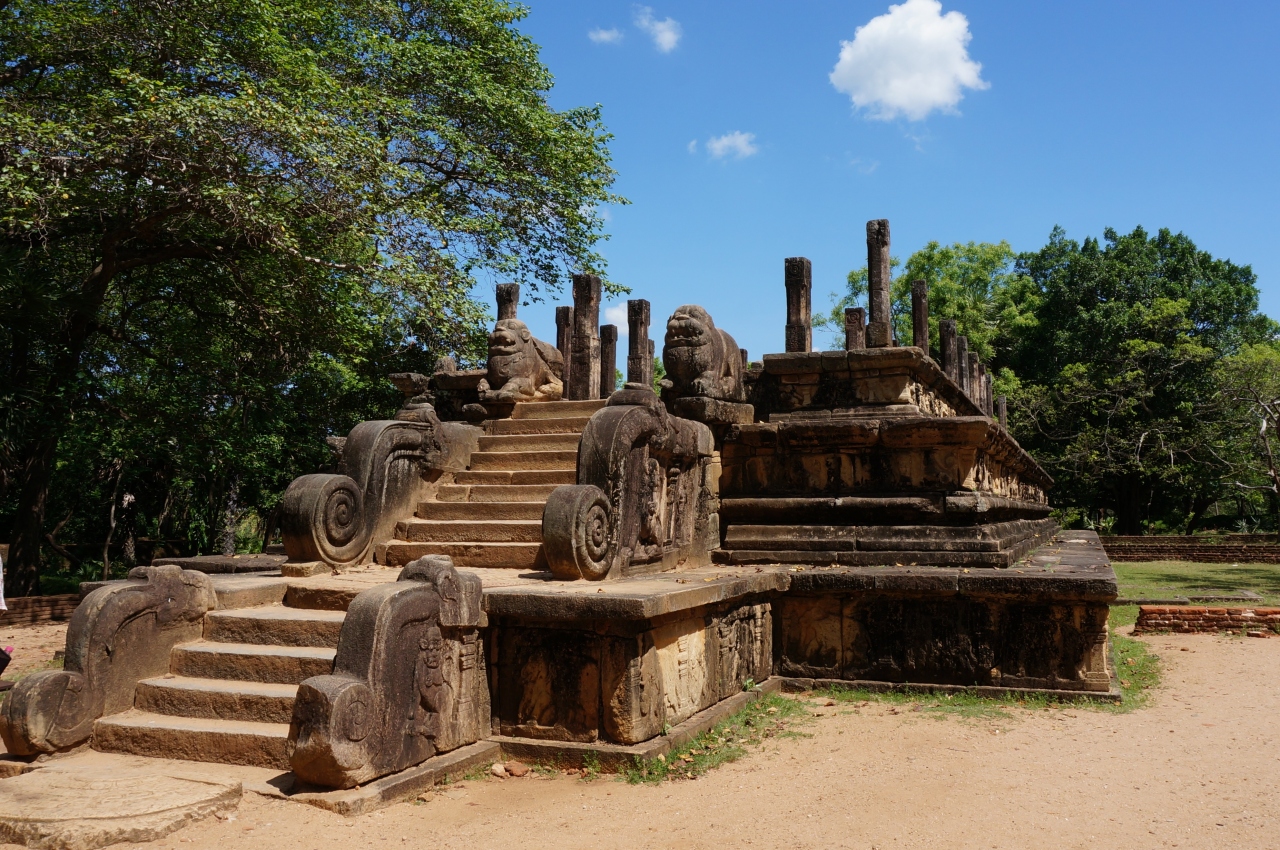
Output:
477,319,564,402
661,305,746,402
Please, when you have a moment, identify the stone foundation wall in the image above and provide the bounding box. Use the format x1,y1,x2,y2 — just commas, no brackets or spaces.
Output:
488,599,772,745
1133,606,1280,634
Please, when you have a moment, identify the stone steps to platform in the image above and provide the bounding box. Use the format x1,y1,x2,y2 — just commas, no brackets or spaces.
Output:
204,606,346,647
95,710,292,769
170,641,336,685
135,676,298,724
394,519,542,543
378,398,602,571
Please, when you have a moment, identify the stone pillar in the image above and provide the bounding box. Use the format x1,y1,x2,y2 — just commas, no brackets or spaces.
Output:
998,395,1008,428
968,352,980,404
496,283,519,321
568,274,601,400
956,335,970,395
984,373,994,417
866,219,893,348
784,257,812,353
940,319,958,382
626,299,653,389
740,348,749,370
556,306,574,389
599,324,618,398
844,307,866,351
977,363,988,413
911,279,929,352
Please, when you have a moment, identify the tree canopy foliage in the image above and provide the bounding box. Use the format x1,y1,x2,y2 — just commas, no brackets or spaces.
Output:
1,0,621,594
830,226,1278,536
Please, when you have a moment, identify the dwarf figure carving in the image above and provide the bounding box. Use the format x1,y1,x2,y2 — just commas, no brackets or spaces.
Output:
661,305,745,403
477,319,564,402
411,625,449,740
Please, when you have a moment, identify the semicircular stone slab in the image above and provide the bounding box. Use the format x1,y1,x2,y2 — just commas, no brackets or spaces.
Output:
0,752,242,850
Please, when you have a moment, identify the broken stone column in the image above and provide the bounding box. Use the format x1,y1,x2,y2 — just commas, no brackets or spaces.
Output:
956,335,970,395
968,352,980,405
568,274,601,400
626,299,653,389
556,306,574,390
911,279,929,352
998,395,1008,428
866,219,893,348
599,324,618,398
496,283,519,321
977,363,988,413
784,257,812,353
985,373,995,417
940,319,958,382
844,307,865,351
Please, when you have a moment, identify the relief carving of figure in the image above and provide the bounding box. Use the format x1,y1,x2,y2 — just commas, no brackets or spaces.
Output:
661,306,745,402
477,319,564,403
411,625,450,740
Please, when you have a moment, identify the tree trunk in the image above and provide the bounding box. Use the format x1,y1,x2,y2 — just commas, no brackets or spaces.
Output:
220,475,240,556
1114,475,1144,536
5,434,58,597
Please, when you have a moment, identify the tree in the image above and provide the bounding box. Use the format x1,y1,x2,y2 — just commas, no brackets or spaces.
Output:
0,0,621,594
1005,226,1275,535
1217,343,1280,537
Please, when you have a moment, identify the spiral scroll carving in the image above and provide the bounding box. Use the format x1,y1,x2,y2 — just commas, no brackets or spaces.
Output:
542,484,614,580
281,473,369,567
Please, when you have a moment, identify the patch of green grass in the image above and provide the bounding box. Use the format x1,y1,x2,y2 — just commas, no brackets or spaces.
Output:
1110,631,1161,713
620,692,807,784
461,763,491,782
1112,561,1280,605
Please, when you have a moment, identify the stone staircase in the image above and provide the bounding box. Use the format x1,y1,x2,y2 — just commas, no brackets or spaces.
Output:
91,399,604,769
94,604,344,769
377,398,605,570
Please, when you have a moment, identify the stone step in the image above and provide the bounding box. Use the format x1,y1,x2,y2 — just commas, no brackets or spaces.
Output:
204,606,346,648
95,709,291,770
135,676,298,724
394,519,543,543
490,417,593,436
170,641,335,684
453,469,575,486
437,483,561,503
416,501,545,521
380,541,544,570
510,399,607,420
477,432,581,452
722,525,859,551
469,450,578,471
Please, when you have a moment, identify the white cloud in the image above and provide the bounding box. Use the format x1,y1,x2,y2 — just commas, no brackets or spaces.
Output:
687,139,697,154
605,303,629,335
706,131,759,159
588,27,622,44
633,6,681,53
829,0,988,121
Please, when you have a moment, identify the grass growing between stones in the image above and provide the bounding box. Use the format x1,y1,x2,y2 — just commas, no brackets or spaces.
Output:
620,692,808,784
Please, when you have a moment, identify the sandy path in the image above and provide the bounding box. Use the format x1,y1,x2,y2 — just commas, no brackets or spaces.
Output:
70,629,1269,850
0,621,67,680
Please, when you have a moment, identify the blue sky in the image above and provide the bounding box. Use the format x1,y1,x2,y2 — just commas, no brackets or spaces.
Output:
493,0,1280,360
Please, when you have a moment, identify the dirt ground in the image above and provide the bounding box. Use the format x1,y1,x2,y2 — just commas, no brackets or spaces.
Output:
0,621,67,680
4,624,1279,850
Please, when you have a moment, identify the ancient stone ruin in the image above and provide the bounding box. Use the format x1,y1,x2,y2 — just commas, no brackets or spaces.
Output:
0,219,1116,817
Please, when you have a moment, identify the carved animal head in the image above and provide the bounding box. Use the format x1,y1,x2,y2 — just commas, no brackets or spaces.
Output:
665,305,716,350
485,318,564,387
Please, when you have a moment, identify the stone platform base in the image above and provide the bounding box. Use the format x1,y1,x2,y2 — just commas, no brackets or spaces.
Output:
152,554,286,574
493,678,782,770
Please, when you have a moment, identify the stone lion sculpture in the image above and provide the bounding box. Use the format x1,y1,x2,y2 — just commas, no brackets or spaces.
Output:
477,319,564,402
661,305,745,402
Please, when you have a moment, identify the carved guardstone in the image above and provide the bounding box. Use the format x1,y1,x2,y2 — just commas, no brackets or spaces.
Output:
288,555,488,789
867,219,893,348
568,274,602,400
477,319,564,403
784,258,812,353
0,566,216,755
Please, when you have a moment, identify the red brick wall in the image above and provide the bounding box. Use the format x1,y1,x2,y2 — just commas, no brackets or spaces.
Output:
1134,606,1280,634
0,594,79,627
1101,541,1280,563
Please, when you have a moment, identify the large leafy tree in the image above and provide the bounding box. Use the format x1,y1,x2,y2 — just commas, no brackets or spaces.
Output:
1,0,621,594
1006,226,1274,534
